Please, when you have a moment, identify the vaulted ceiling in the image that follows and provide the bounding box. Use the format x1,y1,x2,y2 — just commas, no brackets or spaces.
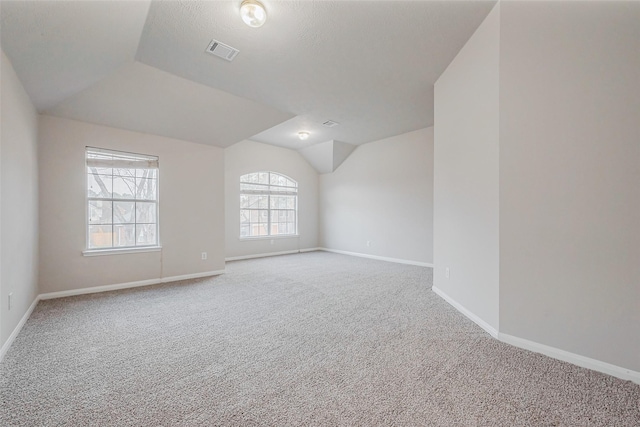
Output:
1,0,496,150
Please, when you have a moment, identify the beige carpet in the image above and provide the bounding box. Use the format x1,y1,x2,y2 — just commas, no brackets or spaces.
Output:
1,251,638,426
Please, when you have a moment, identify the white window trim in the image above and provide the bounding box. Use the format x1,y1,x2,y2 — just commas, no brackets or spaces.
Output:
82,246,162,257
240,171,298,239
86,146,160,251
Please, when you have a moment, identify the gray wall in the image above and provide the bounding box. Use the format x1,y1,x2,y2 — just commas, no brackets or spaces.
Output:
319,127,434,265
433,5,500,331
499,1,640,372
433,1,639,373
38,115,225,293
225,140,318,259
1,51,39,348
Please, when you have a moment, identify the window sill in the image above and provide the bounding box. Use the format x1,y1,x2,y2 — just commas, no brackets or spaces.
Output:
239,235,299,241
82,246,162,257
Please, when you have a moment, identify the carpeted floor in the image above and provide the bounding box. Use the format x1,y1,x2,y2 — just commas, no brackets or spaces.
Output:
1,251,638,426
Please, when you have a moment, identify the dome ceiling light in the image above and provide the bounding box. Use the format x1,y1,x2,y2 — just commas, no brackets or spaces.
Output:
240,0,267,28
298,131,310,140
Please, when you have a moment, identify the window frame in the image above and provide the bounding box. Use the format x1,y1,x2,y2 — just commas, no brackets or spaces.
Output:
239,171,298,239
83,147,161,255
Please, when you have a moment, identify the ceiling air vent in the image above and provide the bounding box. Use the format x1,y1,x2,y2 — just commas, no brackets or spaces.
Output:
323,120,339,128
206,40,239,62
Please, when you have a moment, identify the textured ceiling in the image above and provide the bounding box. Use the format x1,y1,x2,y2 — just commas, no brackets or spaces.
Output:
299,140,357,174
1,0,497,150
47,62,294,148
136,0,496,147
0,0,150,111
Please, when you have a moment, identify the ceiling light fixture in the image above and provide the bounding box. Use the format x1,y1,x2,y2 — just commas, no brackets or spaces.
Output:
298,131,310,140
240,0,267,28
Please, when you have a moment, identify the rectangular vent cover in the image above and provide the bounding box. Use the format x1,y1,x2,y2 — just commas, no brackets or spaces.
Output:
323,120,339,128
206,40,239,62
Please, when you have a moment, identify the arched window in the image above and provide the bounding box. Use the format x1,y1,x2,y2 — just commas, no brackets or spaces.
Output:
240,172,298,238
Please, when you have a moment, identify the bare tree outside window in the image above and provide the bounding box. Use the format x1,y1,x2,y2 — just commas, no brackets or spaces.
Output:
86,148,159,250
240,172,297,238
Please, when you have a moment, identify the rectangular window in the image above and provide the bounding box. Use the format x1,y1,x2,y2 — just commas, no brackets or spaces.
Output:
86,147,159,250
240,172,297,238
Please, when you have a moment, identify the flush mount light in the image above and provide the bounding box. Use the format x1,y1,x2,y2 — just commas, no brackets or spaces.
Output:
240,0,267,28
298,131,310,140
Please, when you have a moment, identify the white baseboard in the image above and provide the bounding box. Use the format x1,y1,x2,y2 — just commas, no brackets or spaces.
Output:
1,270,226,362
6,263,638,386
39,278,160,300
226,248,319,262
299,247,321,253
432,285,499,338
39,270,226,300
318,247,434,268
432,285,639,384
0,296,39,363
160,270,226,283
499,333,640,385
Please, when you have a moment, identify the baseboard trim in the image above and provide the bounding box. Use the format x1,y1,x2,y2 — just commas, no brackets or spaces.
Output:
6,264,637,385
318,248,434,268
160,270,226,283
432,285,499,338
39,270,226,300
39,278,160,300
432,285,639,384
226,248,319,261
0,296,39,363
499,333,640,385
1,270,226,363
299,247,321,253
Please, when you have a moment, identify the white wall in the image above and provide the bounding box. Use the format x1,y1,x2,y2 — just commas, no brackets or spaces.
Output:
433,1,639,375
225,140,318,259
319,128,434,265
1,51,39,348
433,5,500,331
38,115,225,293
498,1,640,372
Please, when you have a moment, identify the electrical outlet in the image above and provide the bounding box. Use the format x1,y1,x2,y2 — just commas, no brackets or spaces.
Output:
445,267,450,279
270,239,274,245
201,252,207,260
8,293,13,310
366,240,371,247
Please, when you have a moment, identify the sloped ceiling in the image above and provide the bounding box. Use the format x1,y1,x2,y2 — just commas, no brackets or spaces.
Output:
0,0,150,111
1,0,497,151
48,62,293,148
135,0,496,148
299,140,357,175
